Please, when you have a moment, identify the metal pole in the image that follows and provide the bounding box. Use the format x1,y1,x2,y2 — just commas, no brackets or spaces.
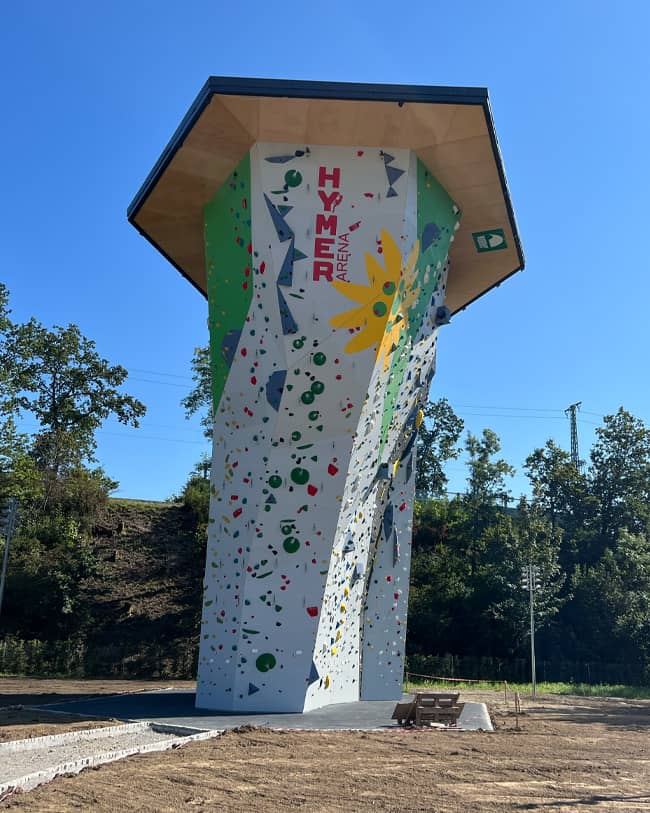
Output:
529,564,537,699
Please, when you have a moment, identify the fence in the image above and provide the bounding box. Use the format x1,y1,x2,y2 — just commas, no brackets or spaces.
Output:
0,636,198,680
405,653,648,686
1,638,647,685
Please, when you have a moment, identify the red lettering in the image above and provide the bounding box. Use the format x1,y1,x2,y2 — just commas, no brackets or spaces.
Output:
315,237,335,259
318,190,342,212
318,166,341,188
316,213,338,236
313,261,333,282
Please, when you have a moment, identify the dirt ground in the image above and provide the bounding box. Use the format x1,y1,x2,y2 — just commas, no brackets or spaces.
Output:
1,679,649,812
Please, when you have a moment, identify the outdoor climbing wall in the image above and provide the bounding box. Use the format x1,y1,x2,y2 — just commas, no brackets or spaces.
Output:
196,143,460,712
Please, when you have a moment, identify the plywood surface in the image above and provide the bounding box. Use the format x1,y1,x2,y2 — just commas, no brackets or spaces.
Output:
131,90,522,312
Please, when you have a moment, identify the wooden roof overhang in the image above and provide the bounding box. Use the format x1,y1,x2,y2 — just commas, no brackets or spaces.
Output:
128,77,524,314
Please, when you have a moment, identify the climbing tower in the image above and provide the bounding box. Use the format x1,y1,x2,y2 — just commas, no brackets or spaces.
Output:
128,78,524,712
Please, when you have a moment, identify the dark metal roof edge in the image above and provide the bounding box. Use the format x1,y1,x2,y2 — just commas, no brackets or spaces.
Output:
127,77,214,221
481,94,525,273
204,75,489,104
450,265,521,317
131,221,208,300
127,76,489,223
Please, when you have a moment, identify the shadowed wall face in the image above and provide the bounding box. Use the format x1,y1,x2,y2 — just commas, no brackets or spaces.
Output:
197,144,459,712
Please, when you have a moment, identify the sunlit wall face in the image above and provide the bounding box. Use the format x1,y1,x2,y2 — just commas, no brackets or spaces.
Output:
197,143,459,712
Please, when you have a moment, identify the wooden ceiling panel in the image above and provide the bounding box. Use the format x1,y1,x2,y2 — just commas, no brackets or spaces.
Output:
129,78,524,311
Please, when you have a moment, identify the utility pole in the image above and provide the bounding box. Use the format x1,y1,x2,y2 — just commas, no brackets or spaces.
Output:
0,498,19,622
521,564,540,699
565,402,582,469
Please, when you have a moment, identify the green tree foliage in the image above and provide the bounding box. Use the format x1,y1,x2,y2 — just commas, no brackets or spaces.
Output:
181,345,213,439
0,285,144,642
589,408,650,546
179,470,211,555
4,319,146,474
524,440,597,567
410,411,650,683
415,398,464,498
465,428,515,505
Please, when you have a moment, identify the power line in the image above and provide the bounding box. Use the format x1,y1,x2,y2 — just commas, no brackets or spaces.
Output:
130,367,194,381
128,376,193,390
454,404,565,413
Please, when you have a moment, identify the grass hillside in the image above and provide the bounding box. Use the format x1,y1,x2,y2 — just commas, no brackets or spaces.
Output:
78,500,203,677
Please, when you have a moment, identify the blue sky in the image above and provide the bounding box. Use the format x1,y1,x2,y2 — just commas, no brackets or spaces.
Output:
2,1,648,500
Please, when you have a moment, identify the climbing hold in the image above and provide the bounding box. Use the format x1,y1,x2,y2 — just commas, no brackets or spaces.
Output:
255,653,277,673
433,305,451,326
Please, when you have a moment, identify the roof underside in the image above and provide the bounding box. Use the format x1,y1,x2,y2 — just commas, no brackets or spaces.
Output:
128,77,524,315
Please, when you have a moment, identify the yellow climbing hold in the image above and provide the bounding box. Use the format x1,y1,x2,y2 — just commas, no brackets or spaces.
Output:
416,408,424,429
344,586,350,597
336,628,342,641
325,675,331,688
331,646,338,655
393,459,400,478
340,602,347,613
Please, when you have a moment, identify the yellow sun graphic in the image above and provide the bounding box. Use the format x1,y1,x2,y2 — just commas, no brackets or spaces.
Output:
330,229,420,359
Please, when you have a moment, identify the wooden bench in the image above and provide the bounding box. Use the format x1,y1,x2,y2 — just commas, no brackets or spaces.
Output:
392,692,464,727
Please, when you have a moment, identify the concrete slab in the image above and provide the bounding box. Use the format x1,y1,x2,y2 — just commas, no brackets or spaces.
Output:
33,691,493,732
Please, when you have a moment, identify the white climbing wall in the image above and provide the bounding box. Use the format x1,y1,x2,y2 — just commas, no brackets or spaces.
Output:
196,143,460,712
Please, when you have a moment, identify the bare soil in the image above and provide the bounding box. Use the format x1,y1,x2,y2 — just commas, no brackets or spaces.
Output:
1,680,649,811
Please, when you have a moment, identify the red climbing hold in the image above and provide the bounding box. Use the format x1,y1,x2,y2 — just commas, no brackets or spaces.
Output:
328,464,339,476
307,484,318,496
306,606,318,617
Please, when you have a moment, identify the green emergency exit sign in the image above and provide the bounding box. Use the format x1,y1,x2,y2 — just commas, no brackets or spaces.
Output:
472,229,507,253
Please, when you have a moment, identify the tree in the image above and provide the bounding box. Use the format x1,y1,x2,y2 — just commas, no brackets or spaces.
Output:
589,408,650,546
181,345,213,439
415,398,464,498
524,439,597,567
561,530,650,677
0,283,19,423
487,497,565,644
465,429,515,505
5,319,146,474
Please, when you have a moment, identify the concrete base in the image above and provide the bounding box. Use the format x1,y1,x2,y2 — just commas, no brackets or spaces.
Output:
34,690,493,732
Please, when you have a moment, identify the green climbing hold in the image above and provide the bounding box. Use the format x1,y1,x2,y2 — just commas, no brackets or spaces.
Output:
382,281,396,295
255,653,277,672
373,301,388,317
291,430,302,441
311,381,325,394
301,391,315,404
313,352,326,366
290,467,310,485
283,537,300,553
308,410,320,421
284,170,302,187
268,474,282,488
